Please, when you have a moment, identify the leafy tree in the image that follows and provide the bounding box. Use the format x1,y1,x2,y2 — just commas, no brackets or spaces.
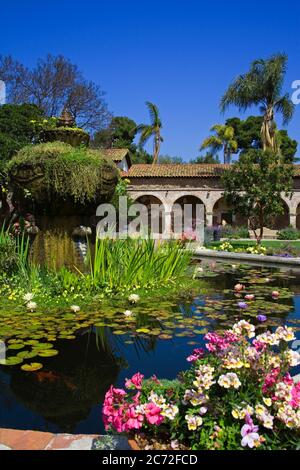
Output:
226,116,298,162
200,124,238,164
277,130,298,163
92,115,153,163
190,152,220,164
222,149,293,244
0,54,110,131
221,54,295,152
0,103,44,170
136,102,163,164
158,154,183,164
92,116,137,149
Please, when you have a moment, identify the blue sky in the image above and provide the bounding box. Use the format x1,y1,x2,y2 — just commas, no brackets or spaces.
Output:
1,0,300,160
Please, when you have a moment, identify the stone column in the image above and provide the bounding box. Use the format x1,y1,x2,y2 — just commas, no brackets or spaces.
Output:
290,212,297,228
163,205,173,239
206,211,213,227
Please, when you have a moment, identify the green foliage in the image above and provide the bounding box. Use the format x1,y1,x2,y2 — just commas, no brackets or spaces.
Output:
136,102,163,164
222,149,294,243
277,226,300,240
158,155,183,164
85,238,191,292
0,226,18,274
0,103,44,169
93,116,137,149
221,54,295,152
190,152,220,164
7,141,118,205
226,116,298,162
92,115,153,163
222,225,250,239
200,124,238,164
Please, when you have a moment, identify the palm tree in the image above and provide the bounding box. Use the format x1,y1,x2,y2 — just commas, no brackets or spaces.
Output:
200,124,238,164
221,54,295,152
136,102,163,164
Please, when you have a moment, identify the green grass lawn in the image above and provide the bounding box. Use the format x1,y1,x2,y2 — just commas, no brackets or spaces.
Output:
206,240,300,249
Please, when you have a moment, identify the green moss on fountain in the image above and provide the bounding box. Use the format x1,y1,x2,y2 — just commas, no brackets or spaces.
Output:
7,141,119,214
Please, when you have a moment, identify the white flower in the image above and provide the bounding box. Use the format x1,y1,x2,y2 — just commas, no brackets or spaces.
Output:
284,350,300,367
70,305,80,313
149,391,166,407
26,301,37,312
241,432,260,449
124,310,133,317
23,292,34,302
185,414,203,431
232,320,255,338
218,373,241,389
128,294,140,304
161,404,179,420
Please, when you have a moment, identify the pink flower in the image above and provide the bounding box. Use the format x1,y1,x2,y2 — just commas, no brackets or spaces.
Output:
253,339,267,352
245,294,255,301
272,291,280,299
187,348,205,362
290,383,300,408
124,405,144,431
125,372,144,390
145,402,164,425
262,368,280,394
204,331,238,353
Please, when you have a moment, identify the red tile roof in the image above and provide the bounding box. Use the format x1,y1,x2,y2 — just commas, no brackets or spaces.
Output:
100,148,129,162
123,163,300,178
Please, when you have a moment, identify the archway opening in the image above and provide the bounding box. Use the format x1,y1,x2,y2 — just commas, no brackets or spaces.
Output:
213,197,247,227
267,200,289,230
134,195,165,235
171,195,205,235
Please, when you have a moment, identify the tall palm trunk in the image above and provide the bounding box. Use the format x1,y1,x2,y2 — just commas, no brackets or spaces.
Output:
261,106,277,152
152,132,161,164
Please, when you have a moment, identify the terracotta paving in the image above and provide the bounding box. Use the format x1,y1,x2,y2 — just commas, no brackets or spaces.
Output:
0,428,101,450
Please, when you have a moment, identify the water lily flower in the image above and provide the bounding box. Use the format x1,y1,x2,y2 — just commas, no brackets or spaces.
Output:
257,315,267,322
238,301,248,309
128,294,140,304
272,290,280,299
234,283,245,292
70,305,80,313
26,301,37,312
23,292,34,303
245,294,255,301
124,310,133,317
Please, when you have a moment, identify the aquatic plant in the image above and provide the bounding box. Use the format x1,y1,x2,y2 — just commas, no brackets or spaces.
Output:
85,238,191,292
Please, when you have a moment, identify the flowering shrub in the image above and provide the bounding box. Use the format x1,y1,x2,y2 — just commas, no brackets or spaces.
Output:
103,322,300,450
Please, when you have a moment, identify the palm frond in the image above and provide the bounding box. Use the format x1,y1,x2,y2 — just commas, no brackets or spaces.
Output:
275,94,295,125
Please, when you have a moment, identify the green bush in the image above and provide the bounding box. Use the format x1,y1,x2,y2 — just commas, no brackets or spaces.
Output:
223,225,250,239
0,228,18,274
277,226,300,240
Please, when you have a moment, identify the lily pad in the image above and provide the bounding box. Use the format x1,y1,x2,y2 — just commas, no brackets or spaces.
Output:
21,362,43,372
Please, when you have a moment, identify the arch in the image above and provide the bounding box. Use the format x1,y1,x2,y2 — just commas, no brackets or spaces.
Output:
171,195,206,234
296,203,300,230
134,194,165,234
267,199,290,230
212,197,247,227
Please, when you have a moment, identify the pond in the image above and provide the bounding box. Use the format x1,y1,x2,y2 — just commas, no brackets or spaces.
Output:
1,261,300,434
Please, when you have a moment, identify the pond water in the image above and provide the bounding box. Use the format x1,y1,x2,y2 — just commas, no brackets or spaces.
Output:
1,261,300,434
